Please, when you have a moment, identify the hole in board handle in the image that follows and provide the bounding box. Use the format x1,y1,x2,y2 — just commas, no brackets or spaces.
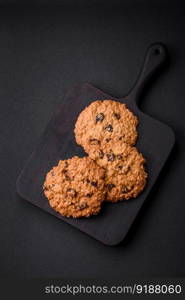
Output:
154,48,161,55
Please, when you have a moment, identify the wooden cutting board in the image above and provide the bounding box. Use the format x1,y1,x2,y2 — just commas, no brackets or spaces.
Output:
16,43,175,245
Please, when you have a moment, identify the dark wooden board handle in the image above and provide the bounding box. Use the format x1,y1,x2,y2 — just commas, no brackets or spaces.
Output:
125,43,167,105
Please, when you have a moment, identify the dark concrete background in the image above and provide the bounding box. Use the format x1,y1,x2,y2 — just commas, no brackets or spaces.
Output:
0,1,185,278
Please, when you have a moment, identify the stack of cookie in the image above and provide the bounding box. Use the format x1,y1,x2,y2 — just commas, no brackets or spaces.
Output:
43,100,147,218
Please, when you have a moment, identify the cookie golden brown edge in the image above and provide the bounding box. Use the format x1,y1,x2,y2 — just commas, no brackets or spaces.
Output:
74,100,138,154
43,156,106,218
87,140,147,202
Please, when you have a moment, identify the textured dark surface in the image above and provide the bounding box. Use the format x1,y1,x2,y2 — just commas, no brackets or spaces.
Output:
0,2,185,276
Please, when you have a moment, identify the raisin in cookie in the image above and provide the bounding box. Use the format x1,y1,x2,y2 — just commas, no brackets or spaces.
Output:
88,141,147,202
74,100,138,153
43,156,106,218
